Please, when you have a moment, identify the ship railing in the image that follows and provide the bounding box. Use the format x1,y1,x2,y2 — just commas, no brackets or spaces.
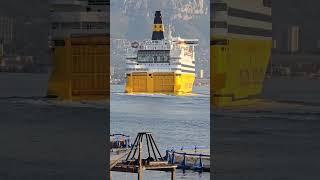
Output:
139,45,170,51
138,40,171,50
126,59,137,64
141,39,170,44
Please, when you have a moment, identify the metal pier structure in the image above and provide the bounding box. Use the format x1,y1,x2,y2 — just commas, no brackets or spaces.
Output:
165,146,210,172
111,132,177,180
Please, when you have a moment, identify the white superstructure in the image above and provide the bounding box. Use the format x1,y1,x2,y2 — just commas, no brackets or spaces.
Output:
126,37,198,75
50,0,109,41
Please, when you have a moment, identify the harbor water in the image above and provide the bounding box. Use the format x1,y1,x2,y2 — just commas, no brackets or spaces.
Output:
111,85,210,180
213,77,320,179
0,73,108,179
2,73,319,179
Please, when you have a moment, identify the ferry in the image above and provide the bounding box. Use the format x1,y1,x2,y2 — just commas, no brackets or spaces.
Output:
211,0,272,106
125,11,199,95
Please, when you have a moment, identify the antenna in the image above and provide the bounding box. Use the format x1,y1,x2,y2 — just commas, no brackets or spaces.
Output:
168,24,172,39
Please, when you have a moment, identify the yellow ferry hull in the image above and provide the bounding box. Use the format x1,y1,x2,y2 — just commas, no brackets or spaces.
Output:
211,37,272,107
47,36,109,100
125,72,195,95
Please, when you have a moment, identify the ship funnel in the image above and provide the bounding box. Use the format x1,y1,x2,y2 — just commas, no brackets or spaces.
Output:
152,11,164,40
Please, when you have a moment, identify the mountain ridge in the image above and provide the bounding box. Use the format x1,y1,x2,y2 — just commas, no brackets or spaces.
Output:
110,0,210,47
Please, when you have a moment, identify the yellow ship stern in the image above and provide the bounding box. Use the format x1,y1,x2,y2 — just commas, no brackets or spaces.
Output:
211,0,272,107
47,36,109,100
211,37,272,106
125,72,195,95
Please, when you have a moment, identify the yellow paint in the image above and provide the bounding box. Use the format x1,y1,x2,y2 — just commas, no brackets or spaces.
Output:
211,36,272,107
153,24,164,32
125,72,195,95
47,36,109,100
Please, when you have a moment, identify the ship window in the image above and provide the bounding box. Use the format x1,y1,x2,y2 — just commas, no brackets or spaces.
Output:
137,55,153,63
142,57,145,62
137,55,146,63
154,56,158,62
160,56,165,62
148,56,153,63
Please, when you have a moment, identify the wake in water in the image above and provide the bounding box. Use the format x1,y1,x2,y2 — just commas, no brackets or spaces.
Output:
0,96,107,109
112,92,209,97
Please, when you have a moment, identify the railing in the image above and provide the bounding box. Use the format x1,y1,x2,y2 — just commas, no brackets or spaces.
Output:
164,146,210,171
138,40,171,50
110,134,131,149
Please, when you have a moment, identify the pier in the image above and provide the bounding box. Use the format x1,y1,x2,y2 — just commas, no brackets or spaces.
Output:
165,146,210,172
111,132,177,180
